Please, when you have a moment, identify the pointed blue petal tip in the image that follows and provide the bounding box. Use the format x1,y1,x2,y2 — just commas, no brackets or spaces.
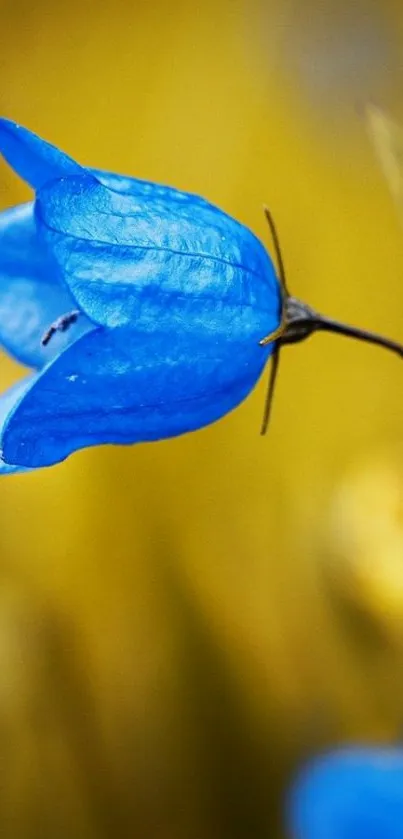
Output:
0,379,35,475
0,117,84,189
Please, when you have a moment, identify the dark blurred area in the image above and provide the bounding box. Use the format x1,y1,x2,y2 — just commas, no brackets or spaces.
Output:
0,0,402,836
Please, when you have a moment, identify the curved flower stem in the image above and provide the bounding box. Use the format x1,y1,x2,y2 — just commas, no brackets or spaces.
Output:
316,316,403,359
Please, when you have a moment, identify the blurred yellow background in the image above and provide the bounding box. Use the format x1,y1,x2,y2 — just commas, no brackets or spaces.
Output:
0,0,402,836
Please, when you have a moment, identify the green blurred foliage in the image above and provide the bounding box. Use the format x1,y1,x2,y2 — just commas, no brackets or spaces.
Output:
0,0,402,836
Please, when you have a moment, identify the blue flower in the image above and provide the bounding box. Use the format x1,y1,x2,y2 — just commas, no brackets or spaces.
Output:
287,746,403,839
0,119,280,472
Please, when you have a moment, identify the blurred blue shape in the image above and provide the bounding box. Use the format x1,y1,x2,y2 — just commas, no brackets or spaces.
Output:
287,746,403,839
0,118,280,471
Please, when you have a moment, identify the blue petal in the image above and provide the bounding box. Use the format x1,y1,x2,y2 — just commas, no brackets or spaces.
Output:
288,747,403,839
2,324,273,468
0,202,93,368
0,378,35,474
92,168,217,208
35,172,280,331
0,118,85,190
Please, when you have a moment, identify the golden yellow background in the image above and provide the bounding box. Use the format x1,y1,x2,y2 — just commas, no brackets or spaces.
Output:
0,1,402,836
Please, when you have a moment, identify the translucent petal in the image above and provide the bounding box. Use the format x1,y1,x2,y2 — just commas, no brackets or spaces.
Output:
288,748,403,839
0,378,35,474
2,325,273,468
92,168,219,208
35,172,280,329
0,203,93,368
0,118,85,190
